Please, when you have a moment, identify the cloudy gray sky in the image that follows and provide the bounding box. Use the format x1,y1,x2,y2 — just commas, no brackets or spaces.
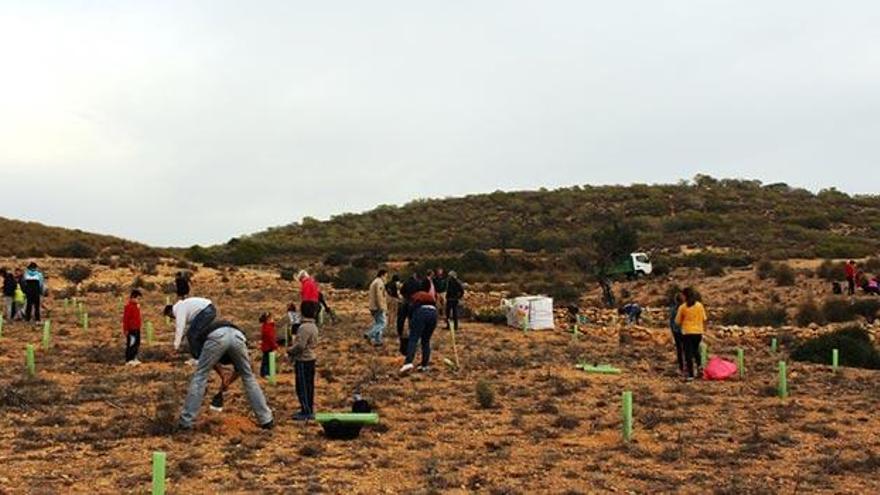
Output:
1,1,878,246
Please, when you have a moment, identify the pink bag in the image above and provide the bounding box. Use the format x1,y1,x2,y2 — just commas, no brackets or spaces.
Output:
703,356,738,381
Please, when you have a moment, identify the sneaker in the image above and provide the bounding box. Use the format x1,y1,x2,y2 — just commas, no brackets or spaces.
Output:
399,363,415,375
685,376,694,382
417,365,430,373
186,358,198,367
125,360,136,366
260,420,275,430
210,392,224,412
131,359,142,366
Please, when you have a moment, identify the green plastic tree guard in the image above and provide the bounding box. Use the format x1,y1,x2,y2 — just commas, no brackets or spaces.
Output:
314,413,379,425
450,321,460,370
832,348,839,371
82,313,89,331
63,298,69,309
771,337,778,353
42,320,51,350
26,344,35,377
269,351,277,385
0,314,4,338
700,342,708,367
736,348,745,379
152,451,166,495
146,321,154,344
576,363,622,375
572,323,580,341
778,361,788,399
622,391,633,442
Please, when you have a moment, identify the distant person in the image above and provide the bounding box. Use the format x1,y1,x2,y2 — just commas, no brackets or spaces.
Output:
434,268,448,316
425,269,437,300
445,271,465,330
289,301,319,421
259,312,278,378
169,310,274,430
122,290,143,366
284,302,302,343
1,268,16,320
165,296,216,353
22,262,45,325
400,287,438,375
398,272,425,354
675,287,708,382
364,269,388,346
385,275,403,348
12,268,25,320
175,271,192,299
845,260,857,295
317,292,337,325
618,303,642,325
668,291,686,375
864,277,880,296
297,270,321,318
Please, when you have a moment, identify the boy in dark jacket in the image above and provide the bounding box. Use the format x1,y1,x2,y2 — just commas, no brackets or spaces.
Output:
122,290,143,365
445,271,465,330
289,303,319,420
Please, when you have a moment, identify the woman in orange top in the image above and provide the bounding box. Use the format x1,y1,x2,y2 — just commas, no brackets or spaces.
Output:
675,287,707,381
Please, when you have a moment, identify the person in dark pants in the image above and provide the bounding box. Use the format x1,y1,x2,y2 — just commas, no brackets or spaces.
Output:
668,291,686,375
22,262,45,325
845,260,857,296
1,268,17,320
399,290,438,375
289,302,319,420
122,290,143,365
445,271,464,330
175,271,191,299
398,273,424,354
675,287,707,381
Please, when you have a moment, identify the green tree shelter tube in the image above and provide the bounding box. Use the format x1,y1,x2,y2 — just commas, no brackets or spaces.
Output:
576,363,622,375
314,413,379,425
42,320,51,350
269,352,277,385
832,348,839,371
26,344,35,377
700,343,708,367
152,451,166,495
778,361,788,399
146,321,154,344
622,391,633,442
736,348,745,379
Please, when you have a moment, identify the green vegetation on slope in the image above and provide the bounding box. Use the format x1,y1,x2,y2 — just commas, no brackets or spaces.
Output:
197,176,880,265
0,217,157,259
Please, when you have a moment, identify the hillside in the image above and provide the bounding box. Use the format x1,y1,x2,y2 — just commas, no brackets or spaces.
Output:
197,176,880,267
0,217,157,260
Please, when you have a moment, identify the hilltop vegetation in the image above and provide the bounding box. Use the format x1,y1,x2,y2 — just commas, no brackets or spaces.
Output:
0,217,157,260
195,176,880,266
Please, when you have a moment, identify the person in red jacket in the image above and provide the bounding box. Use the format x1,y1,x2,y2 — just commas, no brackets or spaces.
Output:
297,270,321,316
122,290,143,366
259,312,278,378
845,260,857,295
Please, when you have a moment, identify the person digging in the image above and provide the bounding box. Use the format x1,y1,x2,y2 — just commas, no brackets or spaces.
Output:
164,304,274,430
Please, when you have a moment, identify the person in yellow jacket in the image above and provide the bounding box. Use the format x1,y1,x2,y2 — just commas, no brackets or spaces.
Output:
675,287,707,381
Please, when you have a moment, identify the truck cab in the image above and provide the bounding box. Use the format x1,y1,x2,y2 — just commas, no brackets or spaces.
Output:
607,252,653,278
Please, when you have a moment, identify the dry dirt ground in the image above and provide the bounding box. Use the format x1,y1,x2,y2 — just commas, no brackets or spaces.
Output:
0,260,879,494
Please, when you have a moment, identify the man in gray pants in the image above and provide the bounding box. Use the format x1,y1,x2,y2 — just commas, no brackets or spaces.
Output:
168,310,274,430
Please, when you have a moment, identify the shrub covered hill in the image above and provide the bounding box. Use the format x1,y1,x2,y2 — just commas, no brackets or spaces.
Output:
196,176,880,271
0,216,157,260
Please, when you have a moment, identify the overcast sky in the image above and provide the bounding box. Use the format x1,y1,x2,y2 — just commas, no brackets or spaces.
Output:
1,1,878,247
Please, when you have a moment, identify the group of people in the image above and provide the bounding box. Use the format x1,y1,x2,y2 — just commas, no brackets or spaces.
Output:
1,262,47,325
843,260,880,296
363,268,465,374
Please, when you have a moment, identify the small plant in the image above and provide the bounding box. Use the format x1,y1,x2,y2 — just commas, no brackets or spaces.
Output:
791,326,880,369
771,263,796,286
822,298,856,323
795,299,826,327
473,309,507,325
279,267,296,281
332,266,370,290
475,380,495,409
755,260,774,280
61,264,92,286
721,305,787,327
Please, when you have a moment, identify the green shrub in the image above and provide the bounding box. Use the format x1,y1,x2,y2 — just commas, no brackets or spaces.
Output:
50,241,96,259
772,264,796,286
822,298,856,323
755,260,774,280
332,266,370,290
61,264,92,285
721,306,787,327
323,252,349,267
279,267,296,281
851,299,880,323
791,326,880,369
816,260,845,281
703,262,725,277
795,299,826,327
475,380,495,409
